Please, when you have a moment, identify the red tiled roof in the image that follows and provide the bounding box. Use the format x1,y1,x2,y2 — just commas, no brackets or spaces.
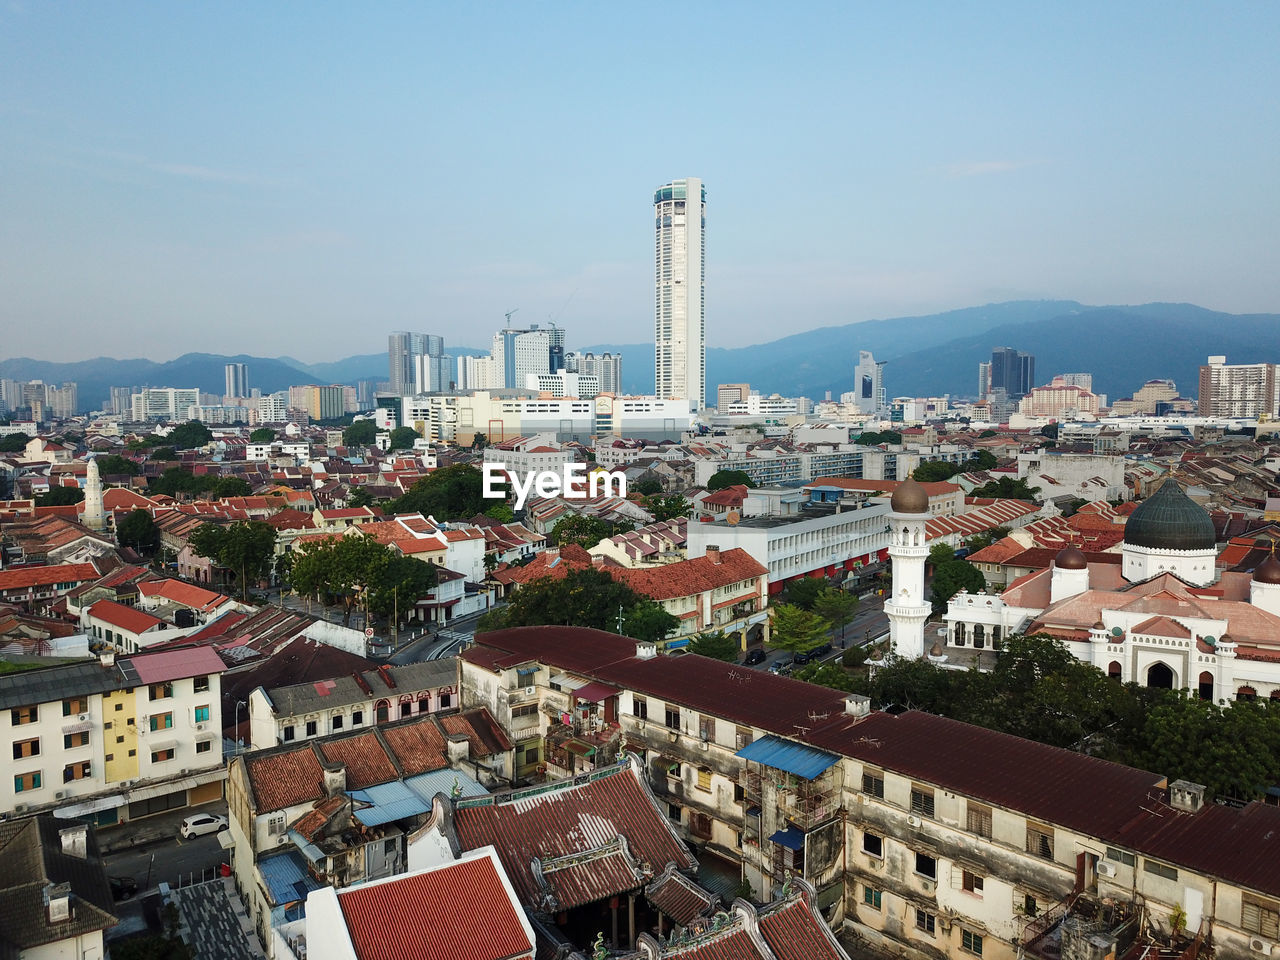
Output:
0,562,99,592
87,598,164,634
645,866,717,924
128,646,226,683
317,732,399,790
245,747,326,812
453,763,694,909
137,578,230,612
440,709,512,757
378,720,448,776
617,549,766,601
758,896,844,960
335,851,532,960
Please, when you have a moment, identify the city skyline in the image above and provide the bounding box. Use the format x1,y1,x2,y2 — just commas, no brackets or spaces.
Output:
3,4,1279,362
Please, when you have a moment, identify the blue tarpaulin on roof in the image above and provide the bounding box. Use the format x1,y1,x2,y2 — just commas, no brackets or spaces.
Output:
259,851,323,907
769,826,806,851
735,734,838,780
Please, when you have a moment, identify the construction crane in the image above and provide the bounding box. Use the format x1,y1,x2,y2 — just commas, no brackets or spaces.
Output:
504,307,519,325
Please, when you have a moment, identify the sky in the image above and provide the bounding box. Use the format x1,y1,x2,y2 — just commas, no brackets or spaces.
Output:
2,2,1278,363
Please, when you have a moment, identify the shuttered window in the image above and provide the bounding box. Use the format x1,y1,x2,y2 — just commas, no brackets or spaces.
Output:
1242,897,1280,939
967,802,993,838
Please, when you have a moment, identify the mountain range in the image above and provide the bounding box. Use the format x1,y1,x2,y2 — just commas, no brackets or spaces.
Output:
3,301,1277,413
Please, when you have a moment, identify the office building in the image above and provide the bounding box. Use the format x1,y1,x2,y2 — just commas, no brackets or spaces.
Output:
989,347,1035,399
717,383,750,410
1198,355,1280,418
569,352,623,395
654,177,705,411
225,362,249,399
414,353,453,393
525,370,600,399
492,327,551,389
852,350,886,416
131,388,200,422
977,361,990,399
388,332,446,396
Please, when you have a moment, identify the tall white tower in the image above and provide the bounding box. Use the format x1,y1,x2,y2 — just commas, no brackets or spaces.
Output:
81,457,106,532
885,478,932,659
654,178,705,412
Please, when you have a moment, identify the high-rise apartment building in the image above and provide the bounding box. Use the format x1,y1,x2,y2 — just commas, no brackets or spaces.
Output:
492,327,551,388
977,361,991,399
225,362,249,399
131,388,200,421
1198,355,1280,418
989,346,1035,399
654,177,705,411
1060,372,1093,392
852,351,886,416
388,333,446,396
569,352,623,395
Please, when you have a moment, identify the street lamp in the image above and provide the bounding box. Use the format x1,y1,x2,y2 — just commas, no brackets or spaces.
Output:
234,700,246,755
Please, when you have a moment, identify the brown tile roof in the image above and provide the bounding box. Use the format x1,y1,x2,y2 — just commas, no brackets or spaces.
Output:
757,895,845,960
440,708,512,757
245,747,326,812
645,864,717,924
377,720,448,776
0,562,100,592
317,732,400,790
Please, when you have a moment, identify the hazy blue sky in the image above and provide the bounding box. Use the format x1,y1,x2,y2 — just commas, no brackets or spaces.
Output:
3,3,1277,362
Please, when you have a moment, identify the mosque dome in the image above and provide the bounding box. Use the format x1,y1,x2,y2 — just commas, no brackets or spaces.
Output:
1253,553,1280,585
1123,481,1215,551
890,478,930,514
1055,545,1087,570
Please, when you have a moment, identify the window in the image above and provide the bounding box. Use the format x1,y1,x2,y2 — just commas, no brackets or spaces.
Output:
697,767,712,791
194,705,210,723
512,703,538,718
863,832,883,857
114,702,123,711
524,746,539,763
911,785,935,818
665,706,681,729
967,802,993,838
963,870,984,894
667,802,681,824
915,852,937,879
735,726,752,750
332,715,344,730
698,714,715,741
196,740,212,754
14,772,41,792
1106,847,1136,867
149,713,173,731
151,748,175,763
863,886,882,909
375,700,390,723
193,675,210,693
352,710,363,726
62,697,88,716
400,700,412,718
282,726,295,742
962,930,985,955
916,909,936,934
104,721,113,730
128,749,136,757
10,706,37,725
268,813,287,836
12,738,39,759
105,753,114,762
438,692,451,709
1024,895,1039,918
305,720,318,737
1143,860,1178,881
63,762,90,782
1026,822,1054,860
63,732,90,749
634,696,648,720
1242,896,1280,939
148,683,173,700
862,771,885,798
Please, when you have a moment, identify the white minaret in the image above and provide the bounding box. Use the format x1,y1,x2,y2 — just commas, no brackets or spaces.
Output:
1049,545,1090,604
885,478,932,659
81,457,105,531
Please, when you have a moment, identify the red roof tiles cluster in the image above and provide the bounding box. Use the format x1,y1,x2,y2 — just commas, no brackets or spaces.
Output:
0,562,100,593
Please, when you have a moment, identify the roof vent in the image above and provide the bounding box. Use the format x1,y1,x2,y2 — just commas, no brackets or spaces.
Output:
446,731,470,765
59,824,88,859
1169,779,1206,813
45,882,72,923
99,651,115,668
844,694,871,718
635,641,657,660
322,764,347,798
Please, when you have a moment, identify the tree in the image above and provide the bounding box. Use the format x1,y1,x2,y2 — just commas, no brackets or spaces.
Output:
633,478,663,496
167,420,213,450
471,432,488,451
150,467,205,498
913,460,959,482
206,476,252,499
769,603,830,654
342,420,378,447
781,576,826,610
249,428,276,443
793,661,859,692
550,514,618,550
970,477,1041,500
0,433,31,452
96,454,141,477
688,631,740,662
622,600,680,644
642,494,689,522
149,447,177,461
928,543,956,567
483,502,515,522
388,426,419,451
930,557,986,610
812,586,858,640
390,464,487,520
856,430,903,446
117,509,159,554
35,485,85,506
365,553,437,624
1039,423,1059,440
187,521,278,599
706,469,756,491
480,567,672,639
347,486,375,509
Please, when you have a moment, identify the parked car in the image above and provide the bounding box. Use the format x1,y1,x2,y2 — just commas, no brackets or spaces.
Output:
794,642,833,665
768,657,794,675
743,649,767,666
178,813,228,839
110,876,138,901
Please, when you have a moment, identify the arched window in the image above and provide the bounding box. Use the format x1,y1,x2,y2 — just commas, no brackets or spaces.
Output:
953,623,966,646
399,694,414,718
973,625,985,649
1146,662,1174,689
1198,671,1213,701
1237,686,1257,702
1109,661,1123,680
375,699,390,723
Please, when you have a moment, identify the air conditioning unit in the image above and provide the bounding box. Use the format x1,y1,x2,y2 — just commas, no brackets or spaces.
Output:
1097,861,1118,878
78,714,88,722
180,768,192,775
524,686,535,696
13,804,27,814
195,723,206,731
1249,938,1273,955
55,791,67,799
906,815,921,827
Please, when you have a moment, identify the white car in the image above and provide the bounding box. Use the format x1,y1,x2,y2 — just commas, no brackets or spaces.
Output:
179,813,228,839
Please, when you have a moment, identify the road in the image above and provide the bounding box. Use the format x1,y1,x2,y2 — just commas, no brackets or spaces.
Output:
749,593,888,674
104,832,228,891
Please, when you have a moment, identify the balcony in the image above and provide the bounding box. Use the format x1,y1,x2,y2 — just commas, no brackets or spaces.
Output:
1022,895,1206,960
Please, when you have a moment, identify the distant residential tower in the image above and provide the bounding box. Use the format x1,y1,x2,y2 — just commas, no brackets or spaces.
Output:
224,362,249,399
654,178,705,411
853,351,886,416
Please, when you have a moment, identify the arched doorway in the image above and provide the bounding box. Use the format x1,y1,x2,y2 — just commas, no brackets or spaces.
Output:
1146,662,1175,689
1198,671,1213,701
1108,661,1122,680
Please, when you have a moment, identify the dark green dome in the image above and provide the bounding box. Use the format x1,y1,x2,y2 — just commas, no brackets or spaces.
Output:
1124,481,1215,551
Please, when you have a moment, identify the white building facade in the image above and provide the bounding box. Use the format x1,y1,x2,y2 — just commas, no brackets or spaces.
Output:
654,178,705,411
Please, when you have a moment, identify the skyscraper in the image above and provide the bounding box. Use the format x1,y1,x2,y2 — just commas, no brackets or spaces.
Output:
989,347,1035,399
1198,355,1280,418
654,178,705,411
225,362,249,399
388,333,445,396
852,351,886,416
569,352,623,395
